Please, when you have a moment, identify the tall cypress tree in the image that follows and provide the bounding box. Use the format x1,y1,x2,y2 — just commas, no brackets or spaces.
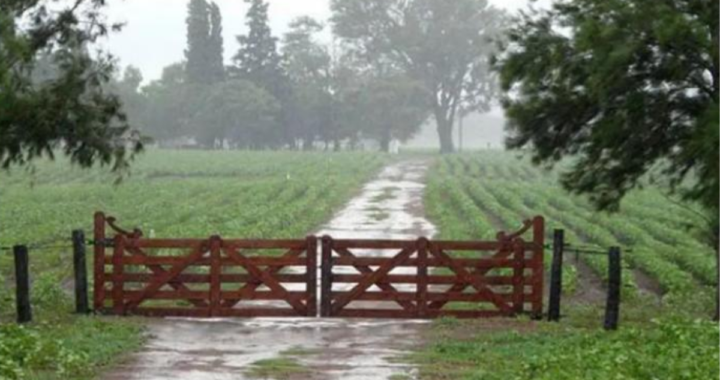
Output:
185,0,224,85
234,0,289,146
208,2,225,83
234,0,283,91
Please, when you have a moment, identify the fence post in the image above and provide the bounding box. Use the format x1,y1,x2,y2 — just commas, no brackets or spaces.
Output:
93,212,106,312
512,239,526,315
416,237,429,318
208,236,222,318
548,229,564,321
112,235,126,315
13,245,32,324
320,236,332,317
306,236,318,317
604,247,621,330
72,230,90,315
531,216,545,318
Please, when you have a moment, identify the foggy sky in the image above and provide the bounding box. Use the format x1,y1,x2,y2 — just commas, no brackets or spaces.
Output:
101,0,544,82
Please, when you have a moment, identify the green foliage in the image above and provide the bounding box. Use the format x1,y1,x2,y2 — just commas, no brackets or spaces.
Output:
496,0,719,218
0,0,142,172
190,80,281,148
0,318,143,380
415,318,719,380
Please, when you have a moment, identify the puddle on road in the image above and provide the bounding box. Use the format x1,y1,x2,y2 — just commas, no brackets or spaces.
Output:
102,160,436,380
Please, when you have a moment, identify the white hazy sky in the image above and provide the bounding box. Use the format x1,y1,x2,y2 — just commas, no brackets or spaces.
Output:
100,0,545,82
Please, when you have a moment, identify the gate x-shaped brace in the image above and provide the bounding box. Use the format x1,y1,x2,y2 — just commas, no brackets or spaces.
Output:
122,239,311,314
326,241,515,315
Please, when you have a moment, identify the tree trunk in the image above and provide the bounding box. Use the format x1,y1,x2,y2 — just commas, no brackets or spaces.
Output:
436,114,455,154
380,129,391,153
333,139,341,152
302,138,313,151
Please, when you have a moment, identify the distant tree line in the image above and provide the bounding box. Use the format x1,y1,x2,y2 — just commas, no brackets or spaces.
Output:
114,0,506,152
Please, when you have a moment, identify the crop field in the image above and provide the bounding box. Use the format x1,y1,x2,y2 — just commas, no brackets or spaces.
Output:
425,151,716,312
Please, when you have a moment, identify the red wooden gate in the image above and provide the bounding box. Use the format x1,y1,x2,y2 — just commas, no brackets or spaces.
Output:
320,217,544,318
93,213,317,317
93,212,544,319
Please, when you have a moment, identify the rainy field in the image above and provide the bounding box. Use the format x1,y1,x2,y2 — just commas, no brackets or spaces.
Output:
0,149,717,380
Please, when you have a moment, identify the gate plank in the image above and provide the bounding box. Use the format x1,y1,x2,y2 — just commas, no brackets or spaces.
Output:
332,274,521,285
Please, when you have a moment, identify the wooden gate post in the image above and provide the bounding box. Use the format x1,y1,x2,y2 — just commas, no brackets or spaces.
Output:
209,236,222,317
306,236,318,317
531,216,545,318
604,247,621,330
93,212,106,312
512,239,526,315
548,229,564,321
416,237,429,318
320,236,332,317
72,230,90,315
111,235,126,315
13,245,32,324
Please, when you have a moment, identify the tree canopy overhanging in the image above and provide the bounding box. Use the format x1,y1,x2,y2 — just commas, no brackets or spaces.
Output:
496,0,718,219
0,0,143,171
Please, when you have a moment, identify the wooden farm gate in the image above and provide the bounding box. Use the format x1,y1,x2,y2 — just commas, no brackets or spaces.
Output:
320,217,545,318
93,212,544,319
93,213,317,317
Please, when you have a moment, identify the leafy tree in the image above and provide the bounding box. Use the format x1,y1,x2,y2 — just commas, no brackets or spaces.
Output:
0,0,141,171
496,0,719,316
185,0,224,85
141,63,197,143
282,17,333,149
331,0,506,153
356,74,429,152
190,80,280,149
112,66,147,136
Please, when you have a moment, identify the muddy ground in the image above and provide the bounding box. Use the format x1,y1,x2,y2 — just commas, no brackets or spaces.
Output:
102,160,436,380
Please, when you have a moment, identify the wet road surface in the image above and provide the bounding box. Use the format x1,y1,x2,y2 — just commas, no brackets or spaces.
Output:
102,160,436,380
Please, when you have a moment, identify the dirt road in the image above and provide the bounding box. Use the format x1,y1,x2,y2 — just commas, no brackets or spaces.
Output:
102,160,436,380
